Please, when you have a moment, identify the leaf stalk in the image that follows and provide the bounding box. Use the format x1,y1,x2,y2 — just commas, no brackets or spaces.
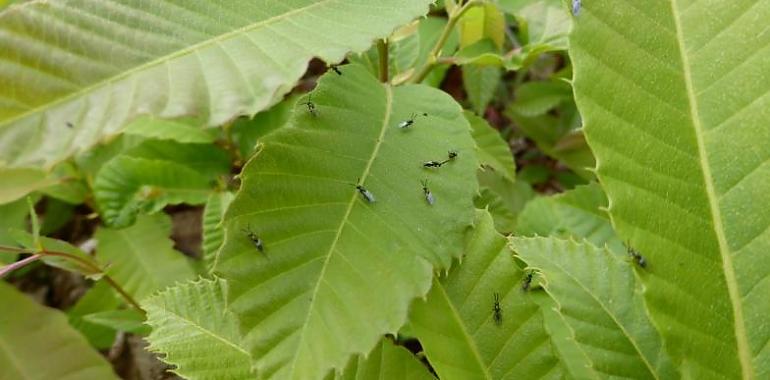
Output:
377,39,389,83
0,245,145,315
409,0,481,84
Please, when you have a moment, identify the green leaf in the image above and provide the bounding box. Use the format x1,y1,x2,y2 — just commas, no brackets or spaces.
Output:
143,277,253,380
467,111,516,182
498,0,570,67
203,191,235,272
514,0,569,49
68,281,123,349
516,183,624,253
10,229,103,278
94,156,213,227
463,65,502,115
82,309,149,335
74,135,144,183
458,3,506,50
0,0,433,169
529,292,598,380
95,213,195,300
215,65,479,380
510,80,572,117
506,100,594,180
93,140,229,227
231,97,296,159
510,237,678,379
474,169,535,234
0,197,29,264
408,210,565,379
329,339,435,380
0,167,57,204
572,1,770,377
123,116,215,144
126,140,232,177
0,281,119,380
40,198,75,235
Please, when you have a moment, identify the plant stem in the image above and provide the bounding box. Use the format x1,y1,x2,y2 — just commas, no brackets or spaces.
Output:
0,245,145,315
409,0,480,84
377,39,389,83
0,254,41,278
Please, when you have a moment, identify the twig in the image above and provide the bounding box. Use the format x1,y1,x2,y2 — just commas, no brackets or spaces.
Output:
408,0,481,84
0,254,42,278
0,245,145,315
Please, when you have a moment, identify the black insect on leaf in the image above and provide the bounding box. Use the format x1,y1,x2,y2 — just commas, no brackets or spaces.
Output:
397,112,428,129
627,243,647,268
242,226,264,252
521,271,534,291
493,292,503,325
300,94,318,117
352,179,375,203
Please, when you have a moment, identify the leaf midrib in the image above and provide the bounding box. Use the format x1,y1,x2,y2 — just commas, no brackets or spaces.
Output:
152,305,249,357
669,1,752,377
535,240,659,379
0,0,334,127
285,82,394,379
432,278,492,380
116,227,162,296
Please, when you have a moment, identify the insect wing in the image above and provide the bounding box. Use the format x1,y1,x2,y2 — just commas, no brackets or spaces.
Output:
572,0,581,15
364,190,375,203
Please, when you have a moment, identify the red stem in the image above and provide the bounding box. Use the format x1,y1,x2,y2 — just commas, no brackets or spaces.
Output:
0,254,42,278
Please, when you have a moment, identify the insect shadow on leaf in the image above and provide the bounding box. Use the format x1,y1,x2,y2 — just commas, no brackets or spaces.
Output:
493,292,503,325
